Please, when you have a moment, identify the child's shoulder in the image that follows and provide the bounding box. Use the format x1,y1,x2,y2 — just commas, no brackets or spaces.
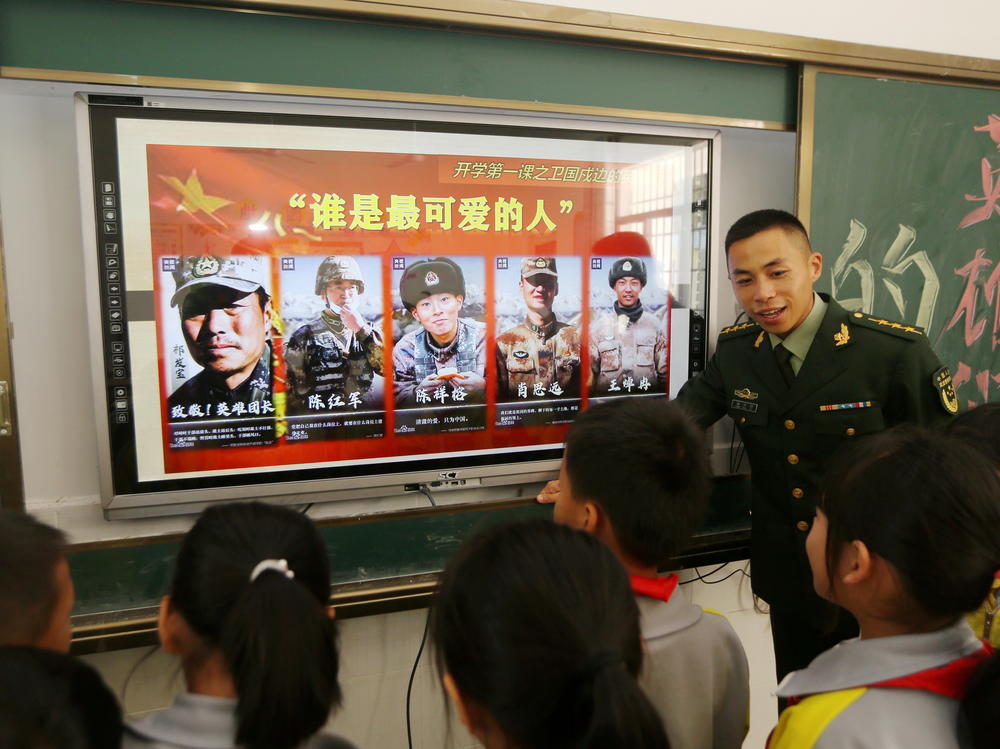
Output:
770,686,962,749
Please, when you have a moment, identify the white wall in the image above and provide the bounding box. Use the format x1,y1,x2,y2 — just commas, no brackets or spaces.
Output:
527,0,1000,61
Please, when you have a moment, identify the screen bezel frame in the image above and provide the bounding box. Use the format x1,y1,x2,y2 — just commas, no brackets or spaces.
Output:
77,92,718,517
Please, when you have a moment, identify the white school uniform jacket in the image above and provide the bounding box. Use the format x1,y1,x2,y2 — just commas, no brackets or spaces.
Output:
769,619,990,749
122,692,358,749
637,592,750,749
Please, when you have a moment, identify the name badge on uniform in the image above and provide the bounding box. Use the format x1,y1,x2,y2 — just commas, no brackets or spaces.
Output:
731,387,759,413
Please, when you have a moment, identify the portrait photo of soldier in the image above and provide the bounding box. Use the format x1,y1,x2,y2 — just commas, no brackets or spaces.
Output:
589,250,668,398
392,257,486,417
283,255,385,418
164,254,275,448
495,256,582,404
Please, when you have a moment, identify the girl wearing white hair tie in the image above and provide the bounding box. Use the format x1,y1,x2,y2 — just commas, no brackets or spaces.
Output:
124,502,356,749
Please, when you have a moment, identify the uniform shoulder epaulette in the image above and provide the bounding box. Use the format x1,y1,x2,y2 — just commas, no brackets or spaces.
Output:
717,321,761,339
849,312,925,340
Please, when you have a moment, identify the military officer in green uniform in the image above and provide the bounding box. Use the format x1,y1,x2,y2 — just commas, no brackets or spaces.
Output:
674,209,956,682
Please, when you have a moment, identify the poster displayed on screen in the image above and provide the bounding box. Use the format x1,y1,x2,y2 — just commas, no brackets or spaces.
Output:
94,104,710,498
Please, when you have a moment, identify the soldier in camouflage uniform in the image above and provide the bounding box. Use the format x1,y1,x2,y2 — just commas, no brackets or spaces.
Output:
284,256,384,413
168,255,273,416
392,257,486,406
589,256,667,395
496,257,581,401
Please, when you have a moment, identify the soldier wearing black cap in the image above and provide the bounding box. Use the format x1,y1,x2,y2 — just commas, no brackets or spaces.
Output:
284,256,384,413
167,255,273,417
392,257,486,406
590,256,667,395
495,257,581,401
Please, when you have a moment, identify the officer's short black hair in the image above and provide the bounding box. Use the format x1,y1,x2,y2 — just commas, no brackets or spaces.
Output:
725,209,811,255
564,399,710,567
0,511,66,646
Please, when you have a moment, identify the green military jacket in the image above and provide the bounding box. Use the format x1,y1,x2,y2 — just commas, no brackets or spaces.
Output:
676,295,955,615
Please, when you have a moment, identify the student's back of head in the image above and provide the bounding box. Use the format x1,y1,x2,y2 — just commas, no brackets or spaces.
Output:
0,510,73,651
432,519,669,749
817,426,1000,749
0,645,122,749
947,402,1000,468
163,501,341,749
559,398,710,567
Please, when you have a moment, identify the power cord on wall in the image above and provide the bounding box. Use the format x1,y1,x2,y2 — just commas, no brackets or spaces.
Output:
406,609,432,749
680,562,751,586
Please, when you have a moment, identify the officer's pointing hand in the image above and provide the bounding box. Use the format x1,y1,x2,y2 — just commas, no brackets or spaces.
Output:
536,480,560,504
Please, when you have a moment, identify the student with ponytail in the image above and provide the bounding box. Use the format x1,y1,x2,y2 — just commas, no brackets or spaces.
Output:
432,519,669,749
768,425,1000,749
123,502,356,749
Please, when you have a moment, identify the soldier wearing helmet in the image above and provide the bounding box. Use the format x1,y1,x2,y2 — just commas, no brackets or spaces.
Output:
167,254,274,418
392,257,486,406
284,256,384,413
495,257,581,401
589,246,668,396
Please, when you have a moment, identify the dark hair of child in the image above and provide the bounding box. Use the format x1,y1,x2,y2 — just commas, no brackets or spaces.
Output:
431,519,669,749
170,502,341,749
0,645,122,749
0,510,66,646
818,425,1000,749
563,398,710,567
946,402,1000,468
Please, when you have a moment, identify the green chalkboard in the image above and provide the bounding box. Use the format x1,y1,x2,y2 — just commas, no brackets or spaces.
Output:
0,0,795,126
69,479,750,621
805,69,1000,407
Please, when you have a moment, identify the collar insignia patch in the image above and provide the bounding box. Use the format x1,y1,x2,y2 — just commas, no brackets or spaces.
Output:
753,331,765,349
834,323,851,347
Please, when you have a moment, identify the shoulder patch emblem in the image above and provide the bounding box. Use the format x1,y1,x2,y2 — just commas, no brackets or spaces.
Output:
833,323,851,347
933,366,959,415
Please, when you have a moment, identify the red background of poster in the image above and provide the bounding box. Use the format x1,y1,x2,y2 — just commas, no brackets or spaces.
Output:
148,144,633,474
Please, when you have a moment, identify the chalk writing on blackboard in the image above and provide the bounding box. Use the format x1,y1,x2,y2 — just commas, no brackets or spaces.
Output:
832,220,939,333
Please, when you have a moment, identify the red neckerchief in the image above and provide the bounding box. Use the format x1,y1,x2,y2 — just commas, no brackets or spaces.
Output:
867,642,994,699
785,641,995,708
629,573,679,603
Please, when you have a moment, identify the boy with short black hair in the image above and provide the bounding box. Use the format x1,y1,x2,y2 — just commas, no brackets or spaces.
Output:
0,510,74,652
553,399,749,749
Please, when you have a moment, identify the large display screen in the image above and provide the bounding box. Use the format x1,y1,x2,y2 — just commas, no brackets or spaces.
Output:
85,98,710,510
